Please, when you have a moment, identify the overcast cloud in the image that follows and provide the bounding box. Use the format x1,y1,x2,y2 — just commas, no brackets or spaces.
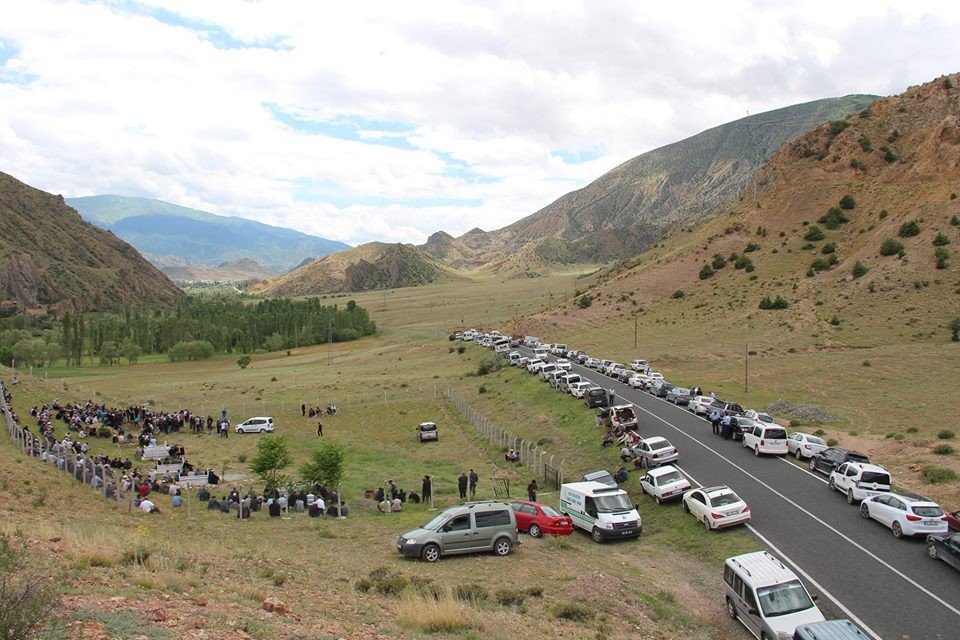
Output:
1,1,958,245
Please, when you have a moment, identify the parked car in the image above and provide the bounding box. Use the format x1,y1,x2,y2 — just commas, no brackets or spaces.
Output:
742,409,778,425
630,359,649,372
709,399,744,416
724,552,825,640
688,395,715,415
416,421,438,442
598,359,614,372
646,371,664,386
828,462,891,504
665,387,692,405
610,404,638,431
570,381,593,398
580,469,617,487
617,369,635,384
787,432,828,460
526,358,546,373
554,359,572,371
584,387,609,408
860,492,949,538
558,373,583,393
741,423,789,456
632,436,679,468
235,417,275,434
947,509,960,532
630,373,651,389
927,532,960,572
510,501,574,537
604,362,624,377
809,448,869,475
585,357,601,370
682,485,751,531
652,381,675,398
396,502,519,562
794,620,870,640
639,465,691,504
538,363,559,382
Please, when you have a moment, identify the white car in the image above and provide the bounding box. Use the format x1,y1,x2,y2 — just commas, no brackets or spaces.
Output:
646,371,664,385
786,432,828,460
682,485,751,531
235,417,275,434
604,362,624,376
630,359,649,372
688,395,715,415
741,424,789,456
829,462,891,504
629,374,651,389
633,436,679,468
554,359,573,371
585,357,601,370
570,381,594,398
639,465,691,504
860,492,949,538
742,409,778,425
526,359,546,373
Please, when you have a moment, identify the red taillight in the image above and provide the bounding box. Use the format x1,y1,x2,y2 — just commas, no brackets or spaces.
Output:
652,453,659,459
760,440,765,446
906,514,922,522
711,512,723,519
803,444,810,449
741,505,751,513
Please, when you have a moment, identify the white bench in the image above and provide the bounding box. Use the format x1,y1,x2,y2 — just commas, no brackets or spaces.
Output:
156,462,183,474
141,445,170,461
177,475,209,487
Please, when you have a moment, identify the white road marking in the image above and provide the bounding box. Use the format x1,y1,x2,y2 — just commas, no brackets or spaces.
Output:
629,399,960,620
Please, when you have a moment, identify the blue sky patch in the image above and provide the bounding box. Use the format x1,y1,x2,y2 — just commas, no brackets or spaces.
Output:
292,178,481,208
551,147,604,164
266,103,417,150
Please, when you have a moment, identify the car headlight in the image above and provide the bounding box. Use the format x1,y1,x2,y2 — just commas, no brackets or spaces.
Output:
404,538,417,545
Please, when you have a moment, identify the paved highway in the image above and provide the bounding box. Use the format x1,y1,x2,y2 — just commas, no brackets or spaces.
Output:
517,347,959,640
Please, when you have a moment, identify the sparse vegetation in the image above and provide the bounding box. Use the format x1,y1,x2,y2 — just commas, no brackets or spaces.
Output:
237,355,252,369
852,261,869,278
937,430,956,440
880,238,905,256
898,220,921,237
828,120,848,136
858,135,872,152
699,263,715,280
803,226,825,241
577,294,593,308
671,290,686,299
933,233,951,246
839,195,856,210
819,208,850,230
921,465,958,484
935,246,950,269
933,444,955,455
0,536,62,640
553,601,595,622
759,295,790,310
821,242,836,254
712,254,728,269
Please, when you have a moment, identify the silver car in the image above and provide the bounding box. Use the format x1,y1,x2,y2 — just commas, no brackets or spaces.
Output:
787,432,828,459
632,436,679,468
397,502,519,562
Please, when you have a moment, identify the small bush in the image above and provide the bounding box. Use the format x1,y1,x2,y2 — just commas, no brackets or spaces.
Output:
744,242,761,252
933,233,951,246
457,345,466,354
821,242,836,254
237,453,247,464
882,146,897,162
671,290,685,299
553,602,595,622
375,575,409,597
852,261,869,278
712,254,728,269
839,195,856,210
577,294,593,308
898,220,921,237
906,426,919,433
827,438,839,447
699,263,715,280
495,588,527,607
525,586,544,597
935,246,950,269
734,255,753,270
397,592,476,633
828,120,848,136
922,465,958,484
819,208,850,229
454,583,488,604
810,258,832,272
813,429,826,437
803,226,825,241
830,315,841,326
880,238,904,256
937,429,956,440
858,135,872,152
475,355,504,376
758,295,789,310
933,444,955,455
952,215,960,226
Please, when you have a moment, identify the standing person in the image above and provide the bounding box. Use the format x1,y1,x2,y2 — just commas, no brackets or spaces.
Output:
316,420,323,437
301,403,306,417
710,410,721,436
421,474,432,505
220,420,229,438
608,387,616,405
457,472,468,500
527,479,538,502
468,469,478,498
721,414,733,440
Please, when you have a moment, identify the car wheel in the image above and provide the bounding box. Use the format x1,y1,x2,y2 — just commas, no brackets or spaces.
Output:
237,428,244,434
859,503,870,519
259,428,266,433
591,528,604,544
928,543,939,559
528,524,542,538
682,500,690,513
493,538,512,556
827,477,836,491
847,489,856,505
703,517,712,531
726,597,737,620
809,457,817,471
892,522,904,539
421,544,441,563
795,448,802,460
655,495,662,505
754,446,760,457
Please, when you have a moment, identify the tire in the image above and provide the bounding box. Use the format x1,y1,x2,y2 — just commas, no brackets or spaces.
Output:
703,517,712,531
682,500,690,513
754,446,760,457
655,495,662,505
528,524,542,538
259,428,266,433
591,528,604,543
809,458,817,472
421,544,441,563
493,538,512,556
795,448,802,460
892,522,903,539
847,489,856,505
928,543,939,559
828,477,836,491
859,503,870,519
726,598,737,620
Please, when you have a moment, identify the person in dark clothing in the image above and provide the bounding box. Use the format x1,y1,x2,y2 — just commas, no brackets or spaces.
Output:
614,465,629,485
268,500,282,517
316,421,323,437
421,475,432,504
468,469,479,498
722,417,733,440
408,491,420,504
457,472,468,500
301,403,306,417
527,479,538,502
374,486,385,503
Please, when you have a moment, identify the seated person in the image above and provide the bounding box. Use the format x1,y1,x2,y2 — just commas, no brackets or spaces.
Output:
268,500,282,517
171,490,183,508
619,446,634,462
391,497,403,512
407,491,421,504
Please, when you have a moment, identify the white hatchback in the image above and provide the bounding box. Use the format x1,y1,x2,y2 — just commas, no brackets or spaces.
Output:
860,492,949,538
741,424,789,456
639,465,691,504
682,485,751,531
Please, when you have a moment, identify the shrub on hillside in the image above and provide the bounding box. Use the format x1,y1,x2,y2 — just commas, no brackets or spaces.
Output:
937,429,956,440
818,208,850,230
881,146,897,162
933,444,955,455
852,261,869,278
671,290,685,299
552,602,595,622
922,465,958,484
879,238,904,256
828,120,848,136
476,355,504,376
759,295,789,310
712,254,727,269
935,246,950,269
167,340,215,362
839,195,856,210
821,242,837,254
898,220,921,237
858,135,872,152
803,226,825,241
576,294,593,308
810,258,832,272
951,318,960,342
933,233,951,246
699,263,715,280
744,242,761,252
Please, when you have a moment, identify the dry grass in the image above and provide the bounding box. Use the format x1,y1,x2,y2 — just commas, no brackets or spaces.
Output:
397,590,479,633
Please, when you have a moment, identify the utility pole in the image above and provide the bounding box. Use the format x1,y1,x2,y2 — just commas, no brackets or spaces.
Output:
744,343,749,394
327,320,333,366
634,316,638,350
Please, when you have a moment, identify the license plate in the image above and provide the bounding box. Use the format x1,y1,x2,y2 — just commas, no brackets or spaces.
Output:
620,530,632,536
925,520,941,526
663,490,675,497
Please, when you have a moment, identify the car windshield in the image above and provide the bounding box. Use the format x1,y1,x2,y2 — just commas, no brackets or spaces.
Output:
541,505,562,517
807,435,826,446
756,580,815,617
859,472,889,485
709,492,741,507
651,440,673,451
674,388,690,395
421,513,449,530
594,493,634,513
757,414,774,423
912,505,943,517
656,470,685,484
419,424,436,431
765,428,787,439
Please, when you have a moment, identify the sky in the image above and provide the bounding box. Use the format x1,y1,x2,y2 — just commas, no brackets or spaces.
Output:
1,1,958,246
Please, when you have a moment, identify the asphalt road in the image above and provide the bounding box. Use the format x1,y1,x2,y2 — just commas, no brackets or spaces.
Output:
516,348,960,640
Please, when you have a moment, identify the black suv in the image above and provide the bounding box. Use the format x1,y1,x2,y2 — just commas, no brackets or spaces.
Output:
585,387,609,408
709,399,744,416
808,447,869,475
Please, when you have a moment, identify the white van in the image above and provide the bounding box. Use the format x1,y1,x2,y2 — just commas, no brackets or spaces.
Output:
741,424,789,456
533,347,549,360
724,552,825,639
560,481,642,543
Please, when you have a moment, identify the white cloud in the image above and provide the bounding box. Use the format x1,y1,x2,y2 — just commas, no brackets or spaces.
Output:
1,0,959,246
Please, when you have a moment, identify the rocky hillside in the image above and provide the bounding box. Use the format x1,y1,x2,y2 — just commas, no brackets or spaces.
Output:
148,256,274,282
67,195,350,273
250,242,467,296
522,74,960,349
440,95,878,269
0,172,182,316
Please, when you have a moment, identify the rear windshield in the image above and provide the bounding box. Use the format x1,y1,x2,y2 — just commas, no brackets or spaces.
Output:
757,414,774,423
859,472,890,485
765,428,787,440
912,505,944,517
588,389,605,396
419,424,436,432
710,493,740,507
657,471,684,484
848,452,869,463
807,436,826,446
757,580,815,618
674,388,690,395
541,505,562,517
651,440,673,451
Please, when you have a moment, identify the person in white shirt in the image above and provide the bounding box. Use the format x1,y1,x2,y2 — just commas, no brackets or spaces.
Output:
139,498,158,513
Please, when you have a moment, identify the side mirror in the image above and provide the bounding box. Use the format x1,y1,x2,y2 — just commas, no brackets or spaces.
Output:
811,594,819,602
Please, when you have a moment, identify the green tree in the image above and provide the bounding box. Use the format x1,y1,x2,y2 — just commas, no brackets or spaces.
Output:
265,332,284,352
11,339,44,368
300,441,346,487
880,238,905,256
237,355,252,369
250,436,293,492
121,340,141,365
950,318,960,342
803,225,825,241
699,263,715,280
43,342,61,367
898,220,921,237
98,340,121,365
838,195,856,210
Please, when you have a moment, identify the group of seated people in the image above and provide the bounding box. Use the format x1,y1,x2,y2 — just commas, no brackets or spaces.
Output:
504,448,521,462
306,404,337,417
374,480,420,513
195,484,349,518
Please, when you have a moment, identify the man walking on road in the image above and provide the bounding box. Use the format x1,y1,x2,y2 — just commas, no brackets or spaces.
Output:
457,472,468,500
